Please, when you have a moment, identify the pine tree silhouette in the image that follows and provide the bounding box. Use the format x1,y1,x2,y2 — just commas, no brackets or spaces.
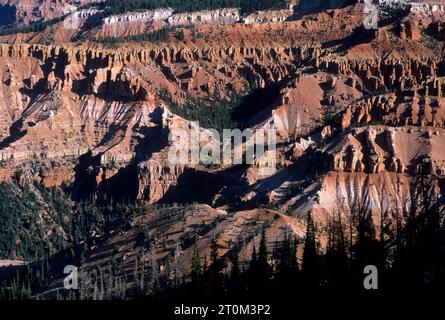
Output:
326,209,349,291
190,243,201,298
302,212,319,291
206,237,224,299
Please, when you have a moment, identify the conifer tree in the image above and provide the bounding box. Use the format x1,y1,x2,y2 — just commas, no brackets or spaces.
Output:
191,243,202,296
273,229,300,296
257,228,271,281
302,212,319,290
326,209,349,291
228,247,242,298
207,237,223,299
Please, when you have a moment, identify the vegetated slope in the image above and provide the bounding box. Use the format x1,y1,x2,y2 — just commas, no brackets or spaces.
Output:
105,0,290,15
0,184,71,260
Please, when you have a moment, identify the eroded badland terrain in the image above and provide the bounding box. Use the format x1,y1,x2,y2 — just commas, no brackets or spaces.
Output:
1,0,445,300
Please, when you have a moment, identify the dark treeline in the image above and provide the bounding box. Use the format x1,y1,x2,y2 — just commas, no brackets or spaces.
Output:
1,171,445,301
0,182,153,261
0,252,52,300
161,91,240,133
162,172,445,303
0,198,179,300
0,15,67,39
104,0,290,15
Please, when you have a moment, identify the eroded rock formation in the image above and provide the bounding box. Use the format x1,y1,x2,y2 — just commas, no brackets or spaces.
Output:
0,3,445,226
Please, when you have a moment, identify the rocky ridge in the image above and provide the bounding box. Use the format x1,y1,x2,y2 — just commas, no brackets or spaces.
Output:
0,4,444,247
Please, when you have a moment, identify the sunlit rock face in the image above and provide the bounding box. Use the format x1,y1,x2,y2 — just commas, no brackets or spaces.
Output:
0,3,445,227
